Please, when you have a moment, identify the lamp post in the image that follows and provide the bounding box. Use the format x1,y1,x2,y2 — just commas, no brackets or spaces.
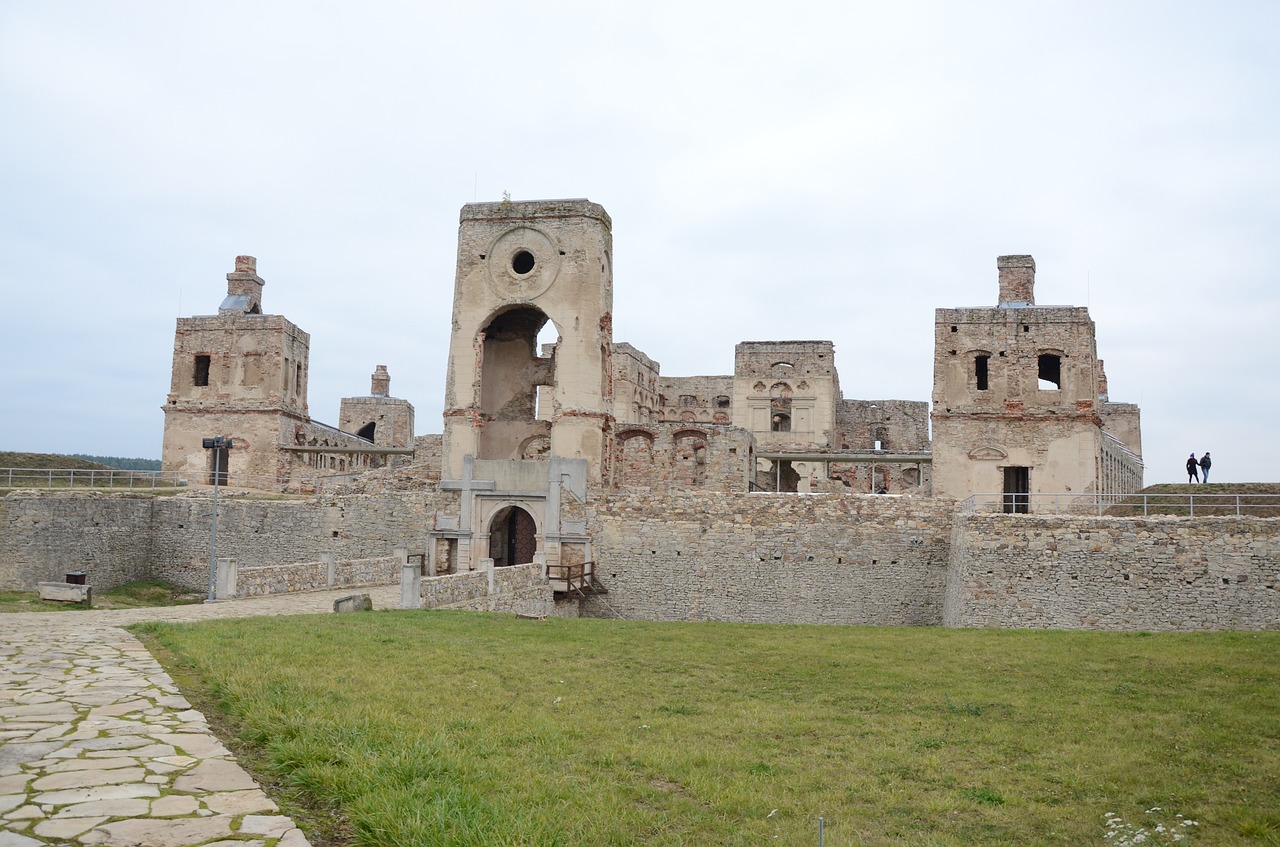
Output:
201,436,233,602
869,405,879,493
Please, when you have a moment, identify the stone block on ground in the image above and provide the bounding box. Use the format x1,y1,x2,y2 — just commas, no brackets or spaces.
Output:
333,593,373,613
37,582,91,604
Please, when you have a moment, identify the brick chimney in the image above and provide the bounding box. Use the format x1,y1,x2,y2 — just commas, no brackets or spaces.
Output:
997,255,1035,306
371,365,390,397
220,255,265,315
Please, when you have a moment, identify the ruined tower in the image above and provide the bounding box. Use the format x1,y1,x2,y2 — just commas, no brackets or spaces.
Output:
433,199,614,576
160,256,311,485
442,199,614,481
931,255,1142,509
162,258,416,489
339,365,415,450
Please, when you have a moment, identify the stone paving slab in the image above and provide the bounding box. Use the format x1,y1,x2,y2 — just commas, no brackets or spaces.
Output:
0,584,399,845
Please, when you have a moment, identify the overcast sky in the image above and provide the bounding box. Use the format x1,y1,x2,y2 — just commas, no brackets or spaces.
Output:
2,1,1276,485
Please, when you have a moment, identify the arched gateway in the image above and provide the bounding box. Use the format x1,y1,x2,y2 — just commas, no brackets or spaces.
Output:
488,505,538,567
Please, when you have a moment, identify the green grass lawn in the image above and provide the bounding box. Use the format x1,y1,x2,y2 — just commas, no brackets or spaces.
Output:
134,613,1280,847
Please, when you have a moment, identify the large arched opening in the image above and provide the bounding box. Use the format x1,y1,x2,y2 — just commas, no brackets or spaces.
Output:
476,306,557,460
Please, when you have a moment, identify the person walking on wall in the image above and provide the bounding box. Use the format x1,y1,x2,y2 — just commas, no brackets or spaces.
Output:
1187,453,1200,483
1200,452,1212,482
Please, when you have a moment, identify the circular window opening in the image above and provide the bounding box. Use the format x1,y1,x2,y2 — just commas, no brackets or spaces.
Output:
511,250,535,275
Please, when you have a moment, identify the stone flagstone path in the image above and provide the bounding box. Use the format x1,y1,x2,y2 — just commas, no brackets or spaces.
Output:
0,585,400,846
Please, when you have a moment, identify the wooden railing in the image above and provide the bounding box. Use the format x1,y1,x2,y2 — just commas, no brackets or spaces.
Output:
546,561,598,594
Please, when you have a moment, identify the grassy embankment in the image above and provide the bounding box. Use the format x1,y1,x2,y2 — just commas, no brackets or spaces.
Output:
0,450,170,492
1103,483,1280,518
136,612,1280,847
0,580,204,612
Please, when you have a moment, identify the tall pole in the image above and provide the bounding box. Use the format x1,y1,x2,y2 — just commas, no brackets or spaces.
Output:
207,446,220,602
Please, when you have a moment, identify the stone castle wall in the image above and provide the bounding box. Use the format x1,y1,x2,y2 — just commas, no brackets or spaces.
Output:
611,424,753,492
656,375,735,424
421,562,553,615
583,492,955,625
236,555,400,598
945,513,1280,630
0,493,157,590
0,490,445,594
833,399,931,453
4,490,1278,631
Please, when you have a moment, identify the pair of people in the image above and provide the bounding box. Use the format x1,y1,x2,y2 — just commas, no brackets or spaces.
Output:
1186,452,1212,483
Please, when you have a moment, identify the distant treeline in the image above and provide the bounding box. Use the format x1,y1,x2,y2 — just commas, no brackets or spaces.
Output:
69,454,162,471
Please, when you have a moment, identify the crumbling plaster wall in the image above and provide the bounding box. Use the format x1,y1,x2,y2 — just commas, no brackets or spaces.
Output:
931,415,1103,501
442,200,614,482
161,410,298,489
732,341,840,450
930,292,1141,500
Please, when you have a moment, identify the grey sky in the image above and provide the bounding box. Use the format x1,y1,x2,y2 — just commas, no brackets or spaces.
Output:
2,1,1276,484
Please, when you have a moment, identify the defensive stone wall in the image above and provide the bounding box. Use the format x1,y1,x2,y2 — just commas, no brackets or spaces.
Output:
420,562,553,615
6,490,1280,631
149,492,443,592
0,493,155,590
235,555,400,598
0,490,445,593
584,491,955,625
945,513,1280,630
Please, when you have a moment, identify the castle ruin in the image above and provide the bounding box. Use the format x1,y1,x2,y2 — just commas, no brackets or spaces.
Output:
29,197,1276,634
160,256,415,489
156,198,1146,587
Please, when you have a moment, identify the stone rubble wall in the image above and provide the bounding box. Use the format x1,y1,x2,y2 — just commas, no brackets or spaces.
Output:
611,423,752,492
0,490,446,593
4,490,1280,631
584,491,955,625
944,513,1280,630
236,555,399,598
833,398,931,453
0,492,156,590
148,492,444,592
421,563,552,616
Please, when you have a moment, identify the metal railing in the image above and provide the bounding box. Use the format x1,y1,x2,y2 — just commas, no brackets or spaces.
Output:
0,467,358,494
960,492,1280,517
